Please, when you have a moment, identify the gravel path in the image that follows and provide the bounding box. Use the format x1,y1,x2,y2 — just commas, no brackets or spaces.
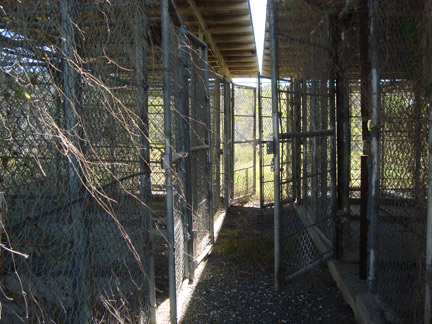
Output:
179,206,355,324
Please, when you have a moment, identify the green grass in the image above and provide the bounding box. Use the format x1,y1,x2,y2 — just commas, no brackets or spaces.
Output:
214,227,274,272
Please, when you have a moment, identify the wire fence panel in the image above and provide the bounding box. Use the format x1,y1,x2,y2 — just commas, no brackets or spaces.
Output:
371,1,429,322
210,76,223,215
187,36,212,260
258,75,274,207
233,84,256,201
164,5,185,302
0,1,160,322
271,0,336,284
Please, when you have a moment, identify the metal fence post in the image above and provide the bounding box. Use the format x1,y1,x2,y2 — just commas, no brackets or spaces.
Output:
336,21,351,218
269,0,281,291
178,27,193,282
231,84,235,202
161,0,177,322
134,5,156,322
253,87,257,196
358,0,371,280
61,0,90,322
328,14,337,257
310,46,318,219
204,47,214,244
425,74,432,324
301,80,308,200
214,77,221,215
367,0,380,294
258,73,265,206
424,2,432,322
224,80,232,210
293,79,301,203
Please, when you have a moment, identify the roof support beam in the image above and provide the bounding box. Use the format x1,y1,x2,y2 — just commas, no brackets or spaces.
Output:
186,0,231,79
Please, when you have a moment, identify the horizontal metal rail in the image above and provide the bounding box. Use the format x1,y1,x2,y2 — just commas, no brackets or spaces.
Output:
279,129,334,139
279,88,332,98
278,32,330,51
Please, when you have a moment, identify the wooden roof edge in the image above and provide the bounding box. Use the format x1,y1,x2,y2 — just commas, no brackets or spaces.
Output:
185,0,232,79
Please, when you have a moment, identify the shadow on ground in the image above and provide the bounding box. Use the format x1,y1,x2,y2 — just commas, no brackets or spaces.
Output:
180,206,354,324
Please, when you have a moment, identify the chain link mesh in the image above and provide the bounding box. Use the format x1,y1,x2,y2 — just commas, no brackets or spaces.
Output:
273,0,335,282
0,1,161,322
372,1,429,322
187,35,211,260
0,0,223,322
258,76,274,207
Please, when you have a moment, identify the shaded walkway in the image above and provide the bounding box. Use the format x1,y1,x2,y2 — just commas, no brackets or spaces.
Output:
180,206,354,324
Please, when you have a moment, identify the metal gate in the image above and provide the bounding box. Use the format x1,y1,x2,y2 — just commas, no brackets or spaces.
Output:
271,77,336,287
258,75,294,208
258,75,274,207
232,84,257,201
267,0,337,288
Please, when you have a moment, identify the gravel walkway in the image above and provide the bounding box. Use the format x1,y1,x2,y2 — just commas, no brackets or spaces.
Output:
179,206,355,324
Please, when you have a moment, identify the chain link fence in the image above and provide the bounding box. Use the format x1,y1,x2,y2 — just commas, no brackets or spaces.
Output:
270,0,336,285
0,1,159,322
268,0,432,321
369,1,429,322
258,75,274,207
0,1,225,323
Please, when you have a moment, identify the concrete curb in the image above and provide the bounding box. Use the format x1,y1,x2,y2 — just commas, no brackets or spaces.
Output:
327,260,388,324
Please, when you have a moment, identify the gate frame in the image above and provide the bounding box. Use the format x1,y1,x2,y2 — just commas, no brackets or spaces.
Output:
232,83,257,202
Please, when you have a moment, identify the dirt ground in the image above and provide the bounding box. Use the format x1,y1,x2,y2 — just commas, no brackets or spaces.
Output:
178,205,355,324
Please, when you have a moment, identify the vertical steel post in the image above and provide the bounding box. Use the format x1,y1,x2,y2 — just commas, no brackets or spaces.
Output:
328,15,337,257
253,87,257,196
336,21,351,217
258,73,265,206
310,40,318,218
425,72,432,324
367,0,380,294
301,80,308,200
61,0,90,322
424,2,432,322
426,103,432,323
177,26,193,281
293,79,301,203
358,0,371,280
134,4,156,322
214,77,221,213
204,47,214,244
269,0,281,291
231,84,235,200
320,80,328,197
161,0,177,322
224,80,231,210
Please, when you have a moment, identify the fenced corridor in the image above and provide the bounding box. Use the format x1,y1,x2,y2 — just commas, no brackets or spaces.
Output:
1,0,432,323
178,206,354,324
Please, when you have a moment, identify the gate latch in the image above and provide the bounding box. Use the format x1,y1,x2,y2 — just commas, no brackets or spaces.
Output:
266,141,274,154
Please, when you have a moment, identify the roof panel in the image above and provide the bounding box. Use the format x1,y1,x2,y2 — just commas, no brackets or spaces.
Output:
176,0,259,79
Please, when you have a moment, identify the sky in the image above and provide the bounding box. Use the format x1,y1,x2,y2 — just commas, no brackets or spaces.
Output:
233,0,267,85
249,0,267,72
